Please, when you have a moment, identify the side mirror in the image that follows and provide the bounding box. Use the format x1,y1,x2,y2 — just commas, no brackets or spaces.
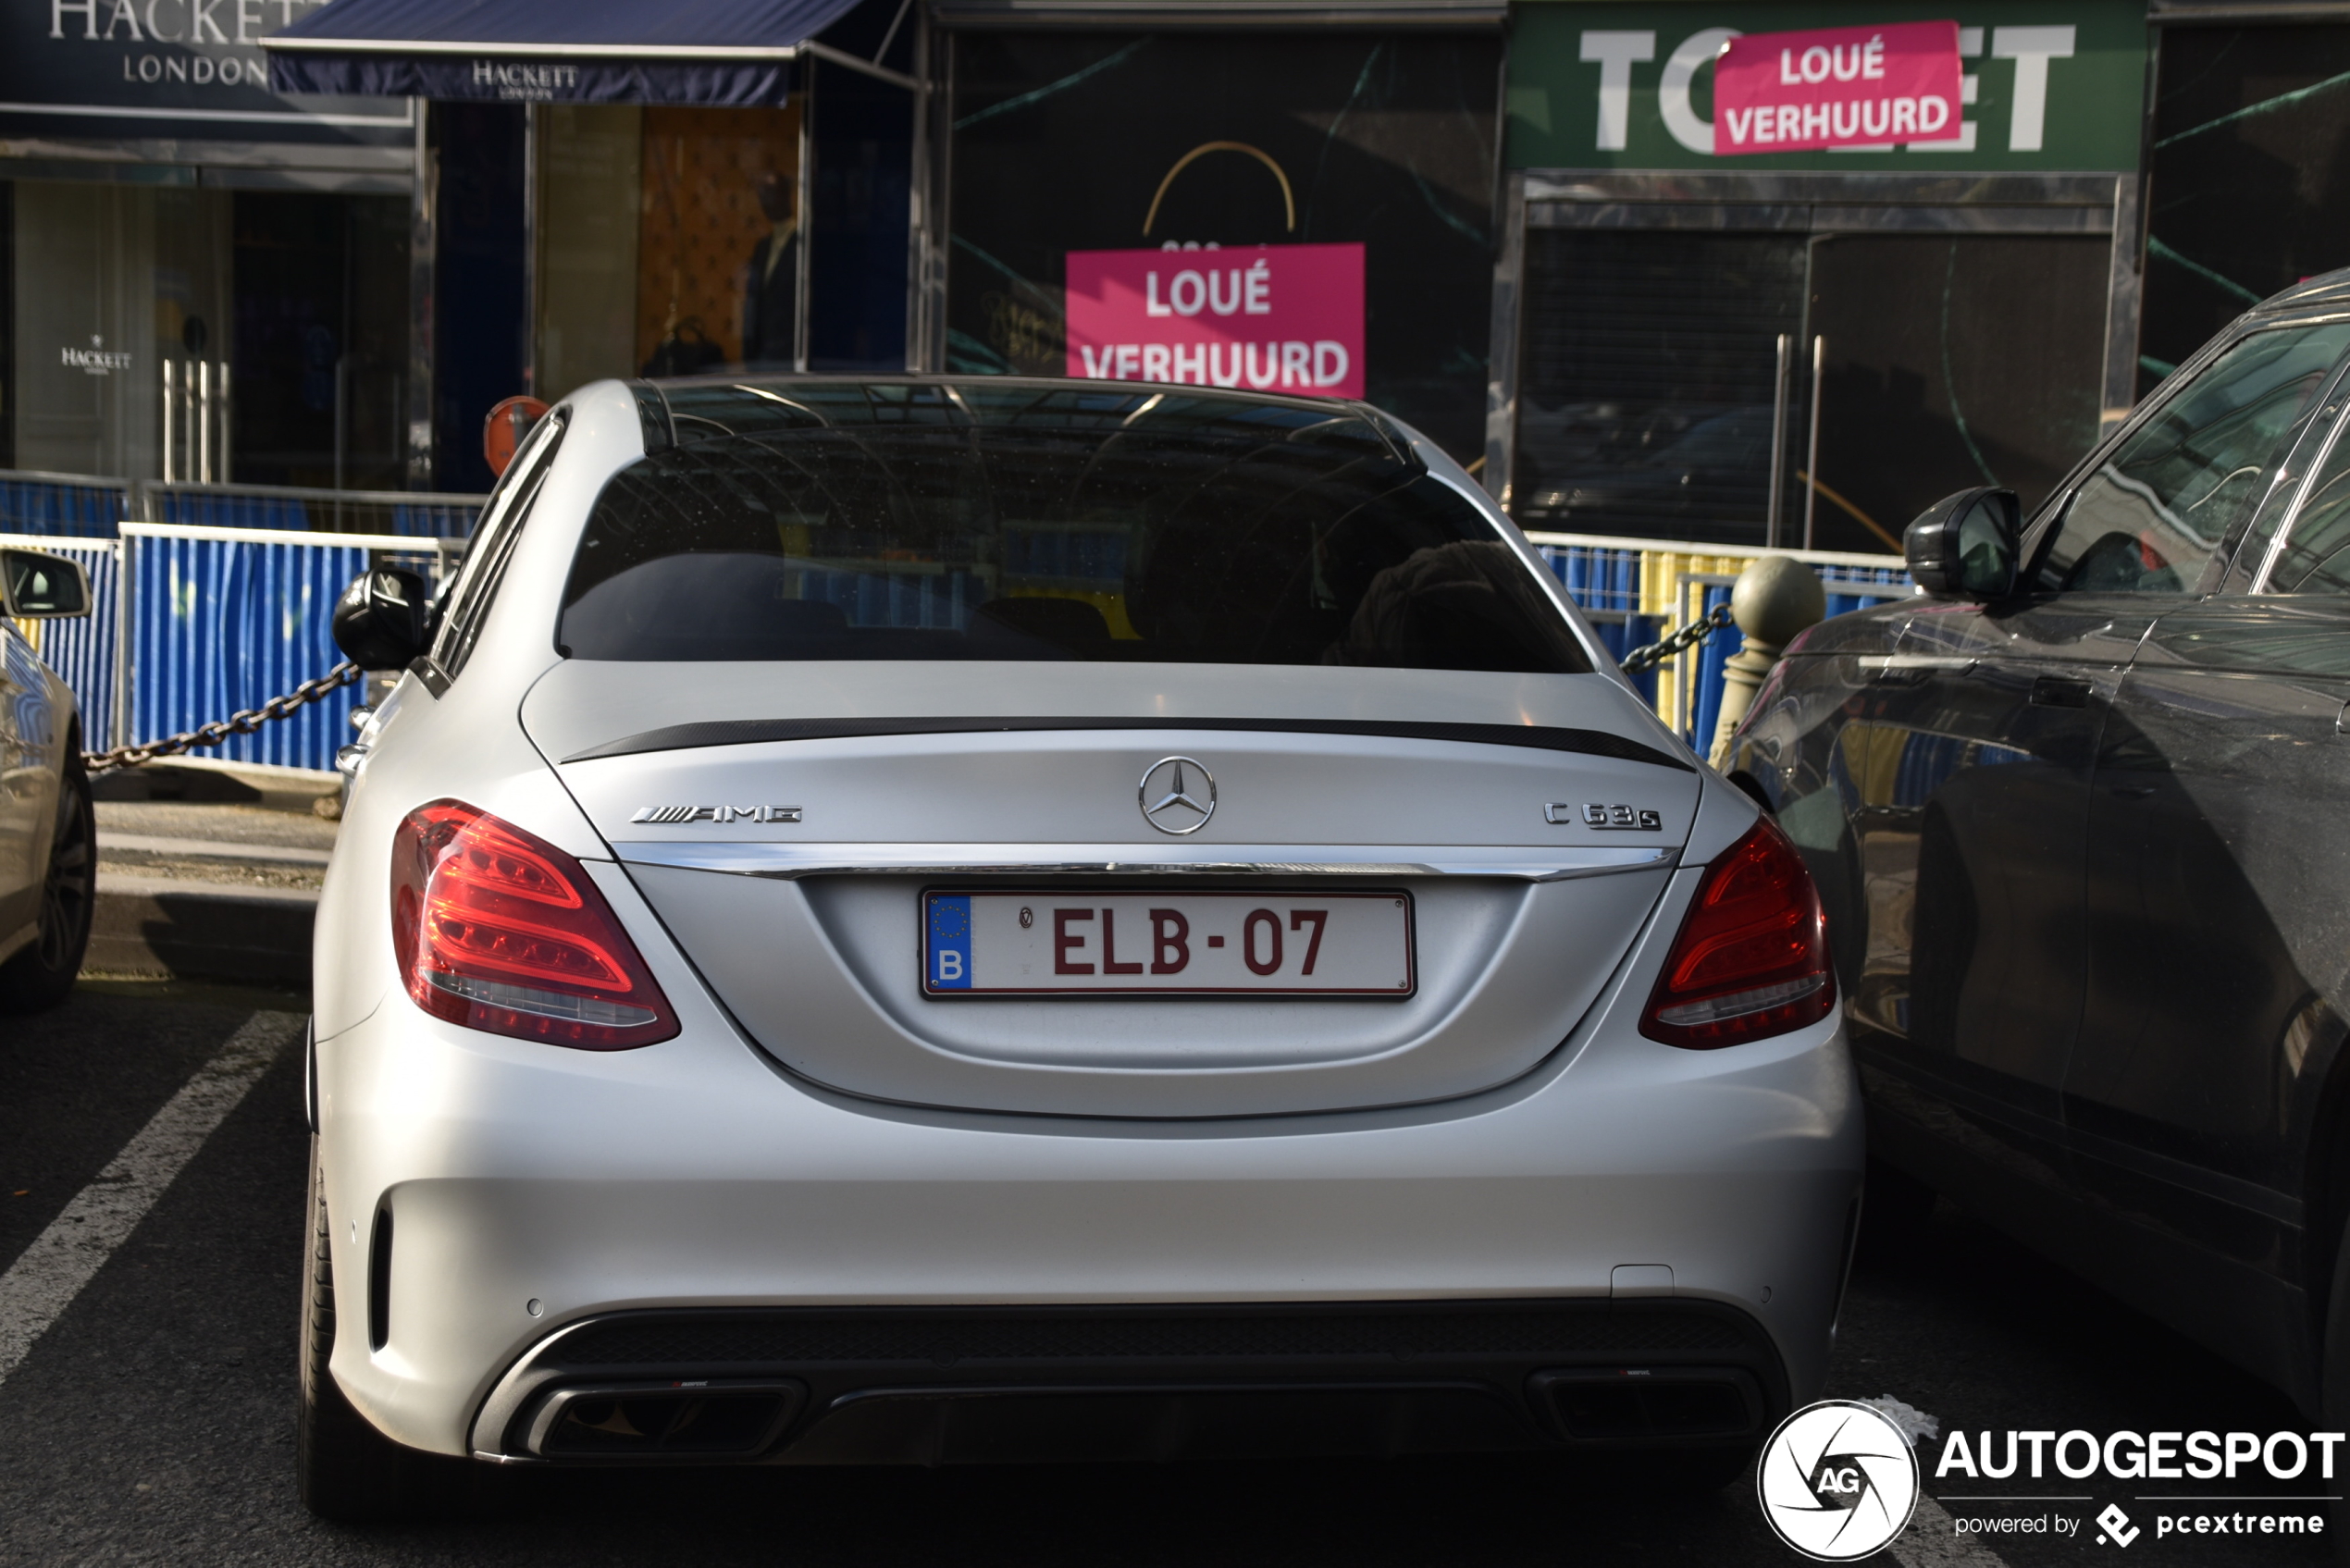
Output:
0,549,91,618
1904,487,2020,600
332,568,432,671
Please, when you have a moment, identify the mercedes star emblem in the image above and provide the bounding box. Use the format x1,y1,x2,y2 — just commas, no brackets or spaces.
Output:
1138,756,1216,835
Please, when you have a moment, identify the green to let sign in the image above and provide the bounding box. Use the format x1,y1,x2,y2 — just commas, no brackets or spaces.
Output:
1507,0,2146,172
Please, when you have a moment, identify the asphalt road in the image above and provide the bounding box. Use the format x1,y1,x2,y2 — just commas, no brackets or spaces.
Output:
0,984,2332,1567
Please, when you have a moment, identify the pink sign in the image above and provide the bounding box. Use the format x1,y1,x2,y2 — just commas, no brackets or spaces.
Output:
1064,243,1365,400
1713,20,1962,154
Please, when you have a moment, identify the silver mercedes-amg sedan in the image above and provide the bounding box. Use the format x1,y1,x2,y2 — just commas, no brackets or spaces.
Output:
304,376,1861,1520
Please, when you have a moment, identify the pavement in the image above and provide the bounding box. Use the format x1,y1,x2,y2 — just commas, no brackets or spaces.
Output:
88,760,339,984
0,986,2335,1567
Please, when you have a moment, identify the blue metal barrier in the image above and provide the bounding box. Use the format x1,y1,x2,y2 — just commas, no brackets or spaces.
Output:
0,472,131,538
121,525,461,772
0,470,489,541
144,482,485,538
1,534,119,752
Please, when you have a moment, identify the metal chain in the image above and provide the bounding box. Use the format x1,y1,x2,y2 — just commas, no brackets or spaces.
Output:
1619,602,1737,677
82,661,365,774
76,614,1718,770
78,618,1722,769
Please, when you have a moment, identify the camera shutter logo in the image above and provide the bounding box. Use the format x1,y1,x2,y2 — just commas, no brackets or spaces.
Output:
1756,1400,1920,1561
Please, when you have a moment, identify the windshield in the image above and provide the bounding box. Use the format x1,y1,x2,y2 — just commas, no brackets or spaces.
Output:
559,380,1591,673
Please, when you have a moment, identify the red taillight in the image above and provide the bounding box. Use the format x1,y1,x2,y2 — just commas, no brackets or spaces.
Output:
1639,817,1834,1049
390,799,677,1050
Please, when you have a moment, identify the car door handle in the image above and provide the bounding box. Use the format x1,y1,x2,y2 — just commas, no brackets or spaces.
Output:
2108,784,2158,799
2030,676,2093,708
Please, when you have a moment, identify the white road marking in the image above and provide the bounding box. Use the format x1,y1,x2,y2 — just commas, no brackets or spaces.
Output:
0,1009,303,1390
1892,1495,2012,1567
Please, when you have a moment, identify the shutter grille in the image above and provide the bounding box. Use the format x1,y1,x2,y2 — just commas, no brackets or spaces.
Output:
1514,229,1807,546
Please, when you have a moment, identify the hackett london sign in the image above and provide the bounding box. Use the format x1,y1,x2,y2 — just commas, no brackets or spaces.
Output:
0,0,408,144
1065,244,1367,401
1713,21,1962,153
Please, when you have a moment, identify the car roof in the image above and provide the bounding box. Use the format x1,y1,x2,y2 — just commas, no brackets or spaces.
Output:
618,375,1421,466
2251,265,2350,322
629,372,1380,423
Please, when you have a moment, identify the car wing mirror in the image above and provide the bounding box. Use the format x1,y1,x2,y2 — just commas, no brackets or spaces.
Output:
0,549,93,619
332,568,432,670
1904,487,2021,601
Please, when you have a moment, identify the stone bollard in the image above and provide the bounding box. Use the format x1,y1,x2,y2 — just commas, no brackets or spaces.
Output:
1707,555,1826,771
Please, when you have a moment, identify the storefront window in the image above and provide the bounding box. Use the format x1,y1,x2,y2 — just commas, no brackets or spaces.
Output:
11,180,229,481
233,191,410,490
2141,24,2350,398
944,31,1502,463
536,102,804,401
6,179,407,489
1514,228,2106,552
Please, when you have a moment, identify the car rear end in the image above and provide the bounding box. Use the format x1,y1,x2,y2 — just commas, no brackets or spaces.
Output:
312,377,1861,1479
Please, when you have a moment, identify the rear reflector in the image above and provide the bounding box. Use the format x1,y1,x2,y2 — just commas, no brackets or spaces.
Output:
1639,816,1833,1048
391,799,677,1049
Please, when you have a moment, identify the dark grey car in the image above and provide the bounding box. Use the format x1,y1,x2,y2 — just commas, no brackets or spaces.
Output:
1725,266,2350,1429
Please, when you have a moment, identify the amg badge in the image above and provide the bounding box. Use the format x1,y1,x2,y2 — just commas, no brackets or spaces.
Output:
630,805,802,824
1546,802,1662,831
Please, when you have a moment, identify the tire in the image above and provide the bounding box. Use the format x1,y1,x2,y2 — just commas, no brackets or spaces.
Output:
298,1142,476,1522
0,747,93,1014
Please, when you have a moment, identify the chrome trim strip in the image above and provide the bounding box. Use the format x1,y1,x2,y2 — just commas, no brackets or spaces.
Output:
612,842,1678,883
1858,655,1977,672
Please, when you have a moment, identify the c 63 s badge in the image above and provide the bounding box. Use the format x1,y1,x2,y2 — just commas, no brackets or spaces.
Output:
630,805,802,824
1546,802,1663,830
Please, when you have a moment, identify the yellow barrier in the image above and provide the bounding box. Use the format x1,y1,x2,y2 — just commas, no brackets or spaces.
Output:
1524,529,1911,742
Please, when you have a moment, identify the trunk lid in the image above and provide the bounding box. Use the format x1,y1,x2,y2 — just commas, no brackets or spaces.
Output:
526,661,1698,1117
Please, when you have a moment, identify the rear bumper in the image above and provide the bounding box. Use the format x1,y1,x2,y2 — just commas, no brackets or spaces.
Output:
315,970,1861,1461
468,1299,1786,1465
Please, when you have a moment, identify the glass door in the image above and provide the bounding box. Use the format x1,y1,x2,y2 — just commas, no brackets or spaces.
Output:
1802,233,2109,555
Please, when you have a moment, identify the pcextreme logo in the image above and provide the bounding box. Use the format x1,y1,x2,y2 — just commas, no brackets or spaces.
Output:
1757,1400,1922,1562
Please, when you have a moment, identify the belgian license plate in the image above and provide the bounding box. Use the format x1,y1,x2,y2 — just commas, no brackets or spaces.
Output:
921,890,1415,997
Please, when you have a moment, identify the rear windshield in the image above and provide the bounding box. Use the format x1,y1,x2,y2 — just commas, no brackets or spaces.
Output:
558,380,1590,673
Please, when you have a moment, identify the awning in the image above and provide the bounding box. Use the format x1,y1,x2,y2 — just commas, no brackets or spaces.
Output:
262,0,915,107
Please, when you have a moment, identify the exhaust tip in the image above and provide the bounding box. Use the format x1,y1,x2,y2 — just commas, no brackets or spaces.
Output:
1531,1367,1762,1441
526,1380,805,1461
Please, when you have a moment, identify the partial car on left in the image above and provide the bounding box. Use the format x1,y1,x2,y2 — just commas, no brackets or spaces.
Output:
0,546,96,1012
